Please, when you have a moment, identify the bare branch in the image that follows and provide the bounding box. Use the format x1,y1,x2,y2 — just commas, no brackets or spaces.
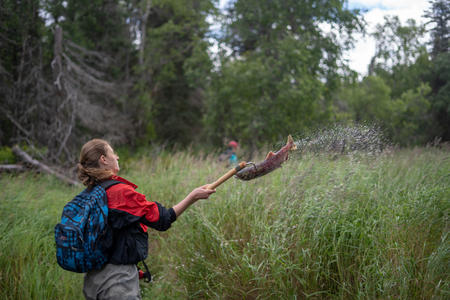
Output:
55,102,76,159
12,145,80,186
65,39,110,63
0,164,26,172
0,107,31,137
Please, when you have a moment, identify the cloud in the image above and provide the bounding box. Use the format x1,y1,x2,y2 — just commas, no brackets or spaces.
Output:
350,0,429,11
213,0,431,76
348,0,387,10
344,0,431,76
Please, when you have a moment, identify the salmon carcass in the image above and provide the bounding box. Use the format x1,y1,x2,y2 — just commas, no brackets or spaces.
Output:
235,135,297,181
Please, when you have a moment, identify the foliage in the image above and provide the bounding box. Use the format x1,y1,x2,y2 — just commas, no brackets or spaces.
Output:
423,0,450,141
133,0,216,146
345,76,393,124
390,83,432,144
426,52,450,141
0,0,138,163
0,0,49,146
425,0,449,58
204,0,364,148
204,51,326,150
335,75,432,145
333,14,445,146
0,148,448,299
369,16,426,74
0,146,16,163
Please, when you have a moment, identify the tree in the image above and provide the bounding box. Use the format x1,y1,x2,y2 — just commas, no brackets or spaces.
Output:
1,0,137,164
368,16,430,99
390,83,431,144
424,52,450,141
354,13,440,145
425,0,449,58
335,75,432,145
0,0,52,151
369,16,426,72
205,0,364,148
134,0,215,145
344,76,393,125
424,0,450,141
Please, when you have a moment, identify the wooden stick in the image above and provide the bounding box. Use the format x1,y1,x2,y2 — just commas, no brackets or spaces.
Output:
12,145,80,186
207,162,247,190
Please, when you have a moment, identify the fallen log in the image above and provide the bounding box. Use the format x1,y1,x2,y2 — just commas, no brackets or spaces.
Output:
12,145,80,186
0,164,26,172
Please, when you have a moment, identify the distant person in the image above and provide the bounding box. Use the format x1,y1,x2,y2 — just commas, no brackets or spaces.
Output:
78,139,215,300
219,140,239,166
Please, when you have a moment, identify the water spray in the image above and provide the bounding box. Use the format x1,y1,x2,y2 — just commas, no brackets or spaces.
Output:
294,124,386,155
207,124,386,189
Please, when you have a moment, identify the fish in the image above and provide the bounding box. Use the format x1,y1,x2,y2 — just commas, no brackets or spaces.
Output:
235,135,297,181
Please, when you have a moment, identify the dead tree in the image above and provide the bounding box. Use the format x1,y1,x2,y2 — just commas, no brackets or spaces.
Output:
1,24,134,168
47,26,133,163
0,164,26,172
12,145,79,186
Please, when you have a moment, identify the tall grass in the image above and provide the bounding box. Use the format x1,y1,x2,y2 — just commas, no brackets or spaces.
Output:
0,148,448,299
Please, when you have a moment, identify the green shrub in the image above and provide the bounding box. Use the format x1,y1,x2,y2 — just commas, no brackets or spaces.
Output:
0,146,16,163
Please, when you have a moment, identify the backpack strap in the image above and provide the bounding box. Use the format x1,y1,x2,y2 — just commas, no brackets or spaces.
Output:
96,180,122,225
100,179,122,190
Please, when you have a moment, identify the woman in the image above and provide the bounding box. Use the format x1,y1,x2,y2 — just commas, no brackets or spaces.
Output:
77,139,215,300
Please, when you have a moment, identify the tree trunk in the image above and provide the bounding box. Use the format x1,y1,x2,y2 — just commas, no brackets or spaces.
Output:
12,145,80,186
0,164,26,172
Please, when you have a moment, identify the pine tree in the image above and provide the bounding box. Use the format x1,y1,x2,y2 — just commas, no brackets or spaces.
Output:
425,0,449,141
425,0,449,58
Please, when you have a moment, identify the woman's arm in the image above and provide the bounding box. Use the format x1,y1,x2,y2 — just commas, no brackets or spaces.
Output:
172,185,215,217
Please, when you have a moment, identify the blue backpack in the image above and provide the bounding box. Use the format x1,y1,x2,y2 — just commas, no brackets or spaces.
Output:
55,180,120,273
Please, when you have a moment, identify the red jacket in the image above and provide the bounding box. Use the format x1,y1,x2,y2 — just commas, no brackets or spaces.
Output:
105,175,177,264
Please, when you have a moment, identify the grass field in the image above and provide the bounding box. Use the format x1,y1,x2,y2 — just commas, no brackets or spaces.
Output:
0,147,448,299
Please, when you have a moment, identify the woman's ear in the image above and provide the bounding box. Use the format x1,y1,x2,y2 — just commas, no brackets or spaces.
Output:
99,154,107,166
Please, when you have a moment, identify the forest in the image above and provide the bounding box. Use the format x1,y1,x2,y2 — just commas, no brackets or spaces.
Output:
0,0,448,166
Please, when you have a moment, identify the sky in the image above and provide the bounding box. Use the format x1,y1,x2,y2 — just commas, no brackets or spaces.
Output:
344,0,432,75
215,0,432,76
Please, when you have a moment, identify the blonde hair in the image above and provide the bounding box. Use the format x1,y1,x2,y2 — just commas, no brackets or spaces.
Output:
77,139,114,187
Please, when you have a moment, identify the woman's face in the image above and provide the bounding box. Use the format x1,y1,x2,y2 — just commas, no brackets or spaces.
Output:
100,144,120,175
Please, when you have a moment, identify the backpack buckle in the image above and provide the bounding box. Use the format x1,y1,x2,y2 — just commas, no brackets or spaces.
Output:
138,261,152,283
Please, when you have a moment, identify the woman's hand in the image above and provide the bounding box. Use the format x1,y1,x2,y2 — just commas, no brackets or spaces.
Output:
189,185,216,201
173,185,216,217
